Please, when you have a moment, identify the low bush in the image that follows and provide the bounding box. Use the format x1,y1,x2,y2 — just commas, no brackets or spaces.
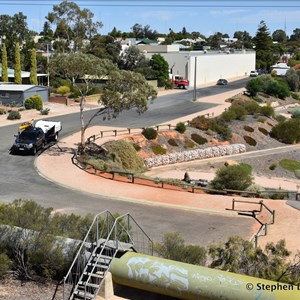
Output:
184,139,195,148
221,110,236,122
0,108,6,115
244,101,261,114
289,108,300,118
270,119,300,144
259,104,274,117
132,144,141,151
229,105,247,120
243,136,257,146
56,85,70,96
142,128,158,140
151,144,167,155
0,252,11,279
25,94,43,111
269,192,288,200
191,133,207,145
279,159,300,172
168,138,178,146
275,115,286,123
257,117,267,123
7,110,21,120
24,98,34,109
243,125,254,132
40,108,50,115
269,163,277,170
175,122,187,133
291,92,300,100
258,127,268,135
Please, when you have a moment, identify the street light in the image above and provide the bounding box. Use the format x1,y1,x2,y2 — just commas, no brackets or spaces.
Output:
193,56,197,101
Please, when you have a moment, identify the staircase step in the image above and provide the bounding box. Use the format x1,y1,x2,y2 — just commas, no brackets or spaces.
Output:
83,271,104,279
87,263,109,269
73,289,95,299
79,281,100,289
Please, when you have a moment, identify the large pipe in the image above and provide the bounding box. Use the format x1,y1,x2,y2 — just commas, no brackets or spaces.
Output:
110,252,299,300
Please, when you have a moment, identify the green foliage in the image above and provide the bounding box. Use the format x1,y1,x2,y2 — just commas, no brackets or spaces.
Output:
56,85,71,95
244,135,257,146
29,48,38,85
279,159,300,172
270,119,300,144
257,116,267,123
275,115,286,123
1,43,8,82
0,108,6,115
291,92,300,100
40,108,50,115
132,143,141,151
105,140,146,172
210,164,253,191
294,170,300,179
0,252,11,278
175,122,187,133
149,54,170,87
7,110,21,120
184,139,195,148
229,105,247,120
25,94,43,111
151,144,167,155
142,127,158,140
24,98,34,109
191,133,207,145
289,108,300,118
221,109,236,122
14,42,22,84
269,163,277,170
154,232,207,266
168,138,178,146
244,101,261,114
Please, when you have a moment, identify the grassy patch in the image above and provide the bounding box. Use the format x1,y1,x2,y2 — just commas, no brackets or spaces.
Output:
191,133,208,145
151,144,167,155
279,159,300,172
184,139,195,149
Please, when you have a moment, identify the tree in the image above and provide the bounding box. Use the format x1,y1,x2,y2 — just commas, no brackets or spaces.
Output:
290,28,300,42
131,23,144,38
14,43,22,84
118,45,149,71
47,1,102,52
49,53,115,148
30,49,38,85
0,13,35,64
272,29,287,43
253,21,274,70
149,54,170,87
233,30,253,49
108,26,122,38
210,164,253,191
1,43,8,82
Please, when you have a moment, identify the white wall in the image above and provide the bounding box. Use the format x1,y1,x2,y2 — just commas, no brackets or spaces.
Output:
145,50,256,86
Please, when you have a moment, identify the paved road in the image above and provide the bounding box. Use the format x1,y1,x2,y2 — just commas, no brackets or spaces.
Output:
0,78,255,245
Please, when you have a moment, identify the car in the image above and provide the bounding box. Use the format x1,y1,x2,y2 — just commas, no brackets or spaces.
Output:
217,79,228,85
250,70,259,77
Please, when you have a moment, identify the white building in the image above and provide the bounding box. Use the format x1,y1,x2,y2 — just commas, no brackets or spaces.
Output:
138,44,256,87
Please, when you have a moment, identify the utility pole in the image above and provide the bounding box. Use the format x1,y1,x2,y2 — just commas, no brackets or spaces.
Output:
193,56,197,101
46,44,50,88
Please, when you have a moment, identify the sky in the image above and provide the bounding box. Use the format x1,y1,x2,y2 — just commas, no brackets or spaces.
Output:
0,1,300,38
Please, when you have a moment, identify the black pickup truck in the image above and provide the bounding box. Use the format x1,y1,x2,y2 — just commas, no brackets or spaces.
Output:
10,120,62,155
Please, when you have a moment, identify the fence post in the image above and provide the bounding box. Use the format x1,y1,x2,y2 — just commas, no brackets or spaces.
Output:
132,174,135,184
161,181,164,189
168,124,171,130
112,172,115,180
265,223,268,236
101,131,103,138
272,210,275,224
259,200,263,213
114,130,117,136
128,128,131,134
156,125,159,131
232,199,235,210
254,235,258,248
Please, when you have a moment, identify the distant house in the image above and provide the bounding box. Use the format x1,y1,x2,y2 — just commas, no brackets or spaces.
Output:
0,67,48,85
270,62,290,76
0,84,48,106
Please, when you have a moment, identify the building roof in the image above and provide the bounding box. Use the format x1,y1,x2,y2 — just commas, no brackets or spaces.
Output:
0,67,48,78
0,84,48,92
136,38,157,45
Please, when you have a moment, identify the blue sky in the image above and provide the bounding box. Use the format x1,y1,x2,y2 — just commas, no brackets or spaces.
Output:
1,1,300,38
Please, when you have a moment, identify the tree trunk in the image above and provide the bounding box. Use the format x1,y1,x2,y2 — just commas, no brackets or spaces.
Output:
80,96,86,152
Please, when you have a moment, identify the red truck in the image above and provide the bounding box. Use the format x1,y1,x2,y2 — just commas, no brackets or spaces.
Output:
172,75,189,89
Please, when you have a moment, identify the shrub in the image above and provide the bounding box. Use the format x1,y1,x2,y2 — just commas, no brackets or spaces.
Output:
40,108,50,115
258,127,268,135
257,116,267,123
210,164,253,191
132,143,141,151
56,85,71,96
184,139,195,148
294,170,300,179
105,140,146,172
275,115,286,123
259,104,274,117
243,136,257,146
24,98,34,109
270,119,300,144
269,192,288,200
191,133,207,145
168,138,178,146
0,108,6,115
243,125,254,132
142,128,158,140
229,105,247,120
252,96,263,103
291,92,300,100
7,110,21,120
151,144,167,155
221,110,236,122
244,101,260,114
0,252,11,279
289,108,300,118
175,122,187,133
269,163,277,170
25,94,43,111
279,159,300,172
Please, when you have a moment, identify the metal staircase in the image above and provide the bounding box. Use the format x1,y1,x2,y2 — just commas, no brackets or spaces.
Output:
63,210,153,300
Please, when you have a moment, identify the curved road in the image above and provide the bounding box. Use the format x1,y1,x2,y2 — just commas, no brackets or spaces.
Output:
0,78,253,245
